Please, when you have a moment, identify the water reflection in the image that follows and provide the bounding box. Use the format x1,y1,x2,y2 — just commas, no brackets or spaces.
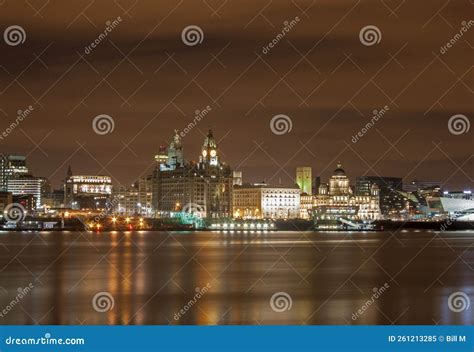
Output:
0,230,473,325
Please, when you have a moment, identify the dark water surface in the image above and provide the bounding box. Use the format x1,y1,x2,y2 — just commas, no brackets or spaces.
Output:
0,230,473,325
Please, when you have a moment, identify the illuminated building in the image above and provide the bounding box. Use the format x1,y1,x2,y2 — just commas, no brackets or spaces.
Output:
439,195,474,221
314,163,380,226
7,175,43,208
152,130,233,219
113,177,153,216
356,176,403,215
64,166,112,209
299,193,313,219
233,183,300,219
296,167,312,195
0,155,29,191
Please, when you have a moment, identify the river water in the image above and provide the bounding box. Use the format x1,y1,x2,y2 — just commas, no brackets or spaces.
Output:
0,230,473,325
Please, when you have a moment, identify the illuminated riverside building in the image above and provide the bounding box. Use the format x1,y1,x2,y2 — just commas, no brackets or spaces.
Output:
64,167,112,210
113,177,153,216
152,130,233,219
7,175,43,208
299,193,313,219
233,183,300,219
314,163,380,222
356,176,403,216
0,154,29,191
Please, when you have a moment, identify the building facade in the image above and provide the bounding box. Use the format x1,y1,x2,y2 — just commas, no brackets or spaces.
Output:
356,176,403,216
314,163,380,221
152,130,233,219
64,167,112,210
113,177,153,216
7,175,43,208
233,183,300,219
0,155,29,191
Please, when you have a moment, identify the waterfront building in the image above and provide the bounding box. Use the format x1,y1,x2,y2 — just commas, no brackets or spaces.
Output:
233,183,300,219
314,163,380,222
64,167,112,210
7,175,43,208
296,167,312,195
114,177,153,216
442,190,473,201
439,196,474,221
152,130,233,219
299,193,313,219
356,176,403,215
0,154,29,191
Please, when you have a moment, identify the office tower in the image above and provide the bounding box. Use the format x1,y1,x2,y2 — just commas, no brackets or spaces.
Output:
0,154,29,191
296,166,312,195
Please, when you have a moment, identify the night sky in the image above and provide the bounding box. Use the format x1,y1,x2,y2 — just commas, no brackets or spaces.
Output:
0,0,472,190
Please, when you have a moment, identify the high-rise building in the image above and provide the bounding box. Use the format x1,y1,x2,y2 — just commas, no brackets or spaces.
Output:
296,166,312,195
233,183,301,219
114,177,153,216
0,155,29,191
7,175,42,208
152,130,233,219
356,176,403,215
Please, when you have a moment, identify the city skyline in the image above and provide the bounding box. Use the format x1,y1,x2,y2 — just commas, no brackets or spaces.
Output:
0,1,472,191
1,130,472,191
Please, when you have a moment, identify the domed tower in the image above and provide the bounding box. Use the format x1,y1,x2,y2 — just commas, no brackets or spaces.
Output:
329,162,351,195
199,129,219,167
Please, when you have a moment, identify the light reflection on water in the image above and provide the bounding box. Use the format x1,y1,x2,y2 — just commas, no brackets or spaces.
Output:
0,230,473,325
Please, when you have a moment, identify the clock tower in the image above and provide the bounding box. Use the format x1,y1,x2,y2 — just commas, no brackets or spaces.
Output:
199,129,219,167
